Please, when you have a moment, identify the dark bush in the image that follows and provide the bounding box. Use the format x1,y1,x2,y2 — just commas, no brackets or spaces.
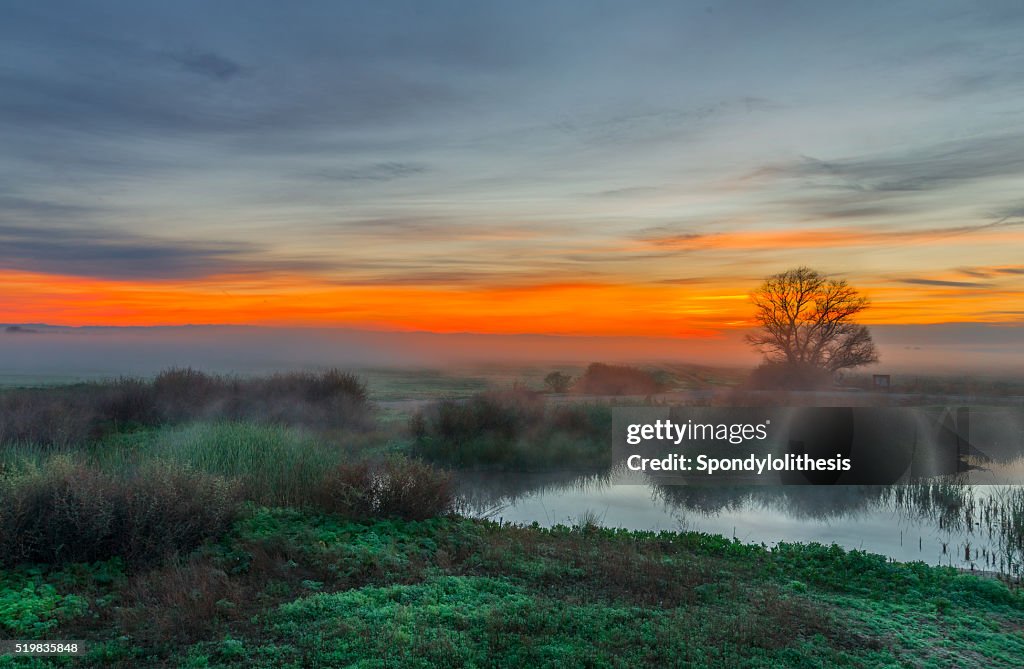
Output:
312,458,453,521
543,371,573,393
152,367,219,422
0,458,241,567
94,378,160,431
310,461,375,519
411,389,610,469
0,379,160,448
373,458,454,521
573,363,664,395
0,367,373,449
120,557,237,643
248,370,371,429
0,389,96,448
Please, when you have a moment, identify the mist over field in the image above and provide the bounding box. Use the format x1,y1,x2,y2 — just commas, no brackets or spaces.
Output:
2,322,1022,381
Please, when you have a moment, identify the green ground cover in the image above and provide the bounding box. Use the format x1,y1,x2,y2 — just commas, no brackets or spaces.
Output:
1,509,1022,668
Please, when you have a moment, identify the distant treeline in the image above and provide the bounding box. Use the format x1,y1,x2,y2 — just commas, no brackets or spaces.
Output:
0,368,372,448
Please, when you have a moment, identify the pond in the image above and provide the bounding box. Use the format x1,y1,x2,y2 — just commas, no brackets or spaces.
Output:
456,470,1024,579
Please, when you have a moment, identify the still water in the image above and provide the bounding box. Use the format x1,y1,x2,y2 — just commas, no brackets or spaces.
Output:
457,471,1024,577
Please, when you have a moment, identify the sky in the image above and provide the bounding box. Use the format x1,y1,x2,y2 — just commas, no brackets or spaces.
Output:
2,1,1024,338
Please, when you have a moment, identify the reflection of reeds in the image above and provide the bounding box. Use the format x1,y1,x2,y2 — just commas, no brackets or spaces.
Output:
987,486,1024,579
885,481,1024,581
454,469,613,513
474,469,1024,579
886,479,973,532
652,484,891,520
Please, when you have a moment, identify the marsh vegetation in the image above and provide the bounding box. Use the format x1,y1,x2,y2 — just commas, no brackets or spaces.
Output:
1,368,1023,667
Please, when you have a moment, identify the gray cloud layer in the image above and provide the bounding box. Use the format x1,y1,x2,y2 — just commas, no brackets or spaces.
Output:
1,1,1024,288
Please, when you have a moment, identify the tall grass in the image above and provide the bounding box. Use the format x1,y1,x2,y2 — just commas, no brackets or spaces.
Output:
150,422,340,507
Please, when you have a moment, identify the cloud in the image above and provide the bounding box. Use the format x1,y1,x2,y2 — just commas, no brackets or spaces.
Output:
955,265,1024,278
173,51,244,81
892,277,991,288
303,162,428,182
0,224,329,280
0,196,99,220
995,203,1024,220
633,220,1024,253
756,134,1024,194
957,268,992,279
592,186,661,198
331,269,579,287
655,277,716,285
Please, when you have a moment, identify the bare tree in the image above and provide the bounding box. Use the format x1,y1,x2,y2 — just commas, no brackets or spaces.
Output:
746,267,879,380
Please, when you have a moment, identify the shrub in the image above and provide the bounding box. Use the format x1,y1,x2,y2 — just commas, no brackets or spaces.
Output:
0,388,99,448
0,368,373,449
411,390,610,469
95,378,160,430
543,371,573,393
120,557,238,643
310,461,375,519
746,362,833,390
373,458,454,521
572,363,664,395
312,458,454,521
153,368,372,429
0,457,241,568
152,368,220,422
118,462,241,565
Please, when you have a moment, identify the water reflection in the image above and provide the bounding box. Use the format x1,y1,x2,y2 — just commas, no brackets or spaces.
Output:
456,467,1024,579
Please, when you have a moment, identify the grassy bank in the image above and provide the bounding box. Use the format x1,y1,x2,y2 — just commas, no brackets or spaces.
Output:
1,509,1022,667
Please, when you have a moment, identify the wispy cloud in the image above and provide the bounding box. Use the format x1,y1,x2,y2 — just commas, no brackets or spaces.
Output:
172,51,244,81
633,221,1024,252
0,224,328,280
302,162,428,182
892,277,991,288
755,134,1024,193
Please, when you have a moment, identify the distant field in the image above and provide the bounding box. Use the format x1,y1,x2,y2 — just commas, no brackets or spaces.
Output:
0,362,750,397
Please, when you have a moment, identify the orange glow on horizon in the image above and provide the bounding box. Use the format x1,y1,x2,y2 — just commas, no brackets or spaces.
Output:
2,267,1021,336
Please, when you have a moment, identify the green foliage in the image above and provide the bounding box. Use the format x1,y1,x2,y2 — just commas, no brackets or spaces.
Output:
0,574,88,636
3,509,1024,668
